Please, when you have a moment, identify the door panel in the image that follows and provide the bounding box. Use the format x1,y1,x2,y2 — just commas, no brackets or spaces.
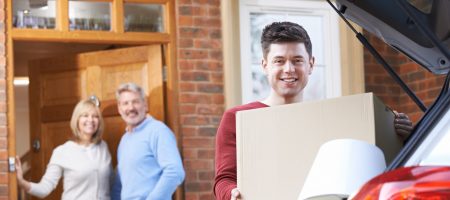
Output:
28,45,164,200
100,63,149,100
102,116,126,168
41,71,86,106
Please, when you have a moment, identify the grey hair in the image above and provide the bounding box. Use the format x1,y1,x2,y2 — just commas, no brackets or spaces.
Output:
115,82,146,101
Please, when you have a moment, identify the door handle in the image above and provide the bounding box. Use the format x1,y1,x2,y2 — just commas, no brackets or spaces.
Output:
8,157,15,172
32,139,40,152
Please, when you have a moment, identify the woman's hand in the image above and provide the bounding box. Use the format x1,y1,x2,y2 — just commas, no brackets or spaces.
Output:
15,156,31,191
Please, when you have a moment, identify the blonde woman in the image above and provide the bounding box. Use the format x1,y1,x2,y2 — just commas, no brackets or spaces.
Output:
15,99,112,200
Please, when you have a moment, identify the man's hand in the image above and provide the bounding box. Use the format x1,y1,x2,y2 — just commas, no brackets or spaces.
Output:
393,111,413,139
231,188,240,200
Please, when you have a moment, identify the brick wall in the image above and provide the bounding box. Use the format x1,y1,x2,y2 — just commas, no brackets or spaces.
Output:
177,0,223,199
0,0,7,198
364,31,446,123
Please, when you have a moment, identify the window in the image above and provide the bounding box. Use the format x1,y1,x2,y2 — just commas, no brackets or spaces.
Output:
124,3,164,32
13,0,56,29
69,0,111,31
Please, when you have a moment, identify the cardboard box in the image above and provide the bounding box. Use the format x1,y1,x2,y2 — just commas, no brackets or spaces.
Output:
236,93,403,200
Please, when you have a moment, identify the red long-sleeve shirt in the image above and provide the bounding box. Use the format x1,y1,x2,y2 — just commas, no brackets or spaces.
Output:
214,101,269,200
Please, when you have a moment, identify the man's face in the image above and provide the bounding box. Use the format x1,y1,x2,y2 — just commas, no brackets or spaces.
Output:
262,42,314,99
117,91,148,128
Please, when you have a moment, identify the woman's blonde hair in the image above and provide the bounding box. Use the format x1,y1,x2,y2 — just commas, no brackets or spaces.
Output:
70,99,104,144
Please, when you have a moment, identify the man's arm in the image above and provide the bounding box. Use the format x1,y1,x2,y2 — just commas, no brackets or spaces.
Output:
214,110,239,200
146,123,185,200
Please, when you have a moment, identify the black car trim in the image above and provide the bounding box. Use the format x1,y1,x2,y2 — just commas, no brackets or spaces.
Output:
394,0,450,61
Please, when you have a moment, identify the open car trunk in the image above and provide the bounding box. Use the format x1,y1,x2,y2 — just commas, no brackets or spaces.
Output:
332,0,450,169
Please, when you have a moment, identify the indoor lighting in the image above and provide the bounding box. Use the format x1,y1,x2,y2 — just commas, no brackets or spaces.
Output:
14,77,29,86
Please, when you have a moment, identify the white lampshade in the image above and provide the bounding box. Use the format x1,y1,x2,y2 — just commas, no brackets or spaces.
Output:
298,139,387,200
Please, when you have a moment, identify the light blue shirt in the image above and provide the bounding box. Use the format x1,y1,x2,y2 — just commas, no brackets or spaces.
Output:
111,116,185,200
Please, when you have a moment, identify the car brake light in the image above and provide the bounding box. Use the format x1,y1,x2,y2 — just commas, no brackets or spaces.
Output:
352,166,450,200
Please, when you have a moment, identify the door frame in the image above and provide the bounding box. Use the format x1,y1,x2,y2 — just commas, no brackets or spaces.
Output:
6,1,182,200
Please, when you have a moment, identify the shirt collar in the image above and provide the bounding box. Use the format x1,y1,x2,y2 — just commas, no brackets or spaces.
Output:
126,115,152,133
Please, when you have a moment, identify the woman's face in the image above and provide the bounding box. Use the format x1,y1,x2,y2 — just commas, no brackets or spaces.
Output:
78,107,100,138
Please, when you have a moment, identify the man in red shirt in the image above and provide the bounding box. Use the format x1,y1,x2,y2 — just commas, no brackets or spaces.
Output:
214,21,412,200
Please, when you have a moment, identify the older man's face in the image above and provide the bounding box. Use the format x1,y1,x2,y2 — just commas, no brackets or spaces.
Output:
117,91,148,129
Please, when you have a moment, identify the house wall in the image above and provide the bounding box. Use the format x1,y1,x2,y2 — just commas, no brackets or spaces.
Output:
176,0,223,199
0,0,225,198
364,31,446,123
0,1,445,200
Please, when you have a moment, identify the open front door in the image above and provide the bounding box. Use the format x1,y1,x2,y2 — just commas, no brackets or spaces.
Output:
28,45,165,200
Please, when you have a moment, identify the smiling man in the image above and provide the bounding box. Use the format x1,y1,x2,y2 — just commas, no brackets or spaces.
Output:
213,21,413,200
111,82,185,200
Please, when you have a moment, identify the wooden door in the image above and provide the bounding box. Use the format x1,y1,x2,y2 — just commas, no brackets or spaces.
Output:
28,45,165,200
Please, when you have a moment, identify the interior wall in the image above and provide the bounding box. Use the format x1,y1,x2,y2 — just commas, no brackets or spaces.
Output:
14,84,29,157
14,41,115,76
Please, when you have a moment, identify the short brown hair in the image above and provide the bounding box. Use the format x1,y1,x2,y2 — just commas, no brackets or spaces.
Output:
70,99,104,144
261,21,312,59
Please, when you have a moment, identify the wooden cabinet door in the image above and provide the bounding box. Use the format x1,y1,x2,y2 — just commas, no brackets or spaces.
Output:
28,45,164,200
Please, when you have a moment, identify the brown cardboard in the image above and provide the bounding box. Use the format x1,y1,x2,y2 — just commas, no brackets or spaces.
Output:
236,93,402,200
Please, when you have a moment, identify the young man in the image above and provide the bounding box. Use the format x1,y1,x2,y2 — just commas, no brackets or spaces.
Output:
214,21,412,200
111,82,185,200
